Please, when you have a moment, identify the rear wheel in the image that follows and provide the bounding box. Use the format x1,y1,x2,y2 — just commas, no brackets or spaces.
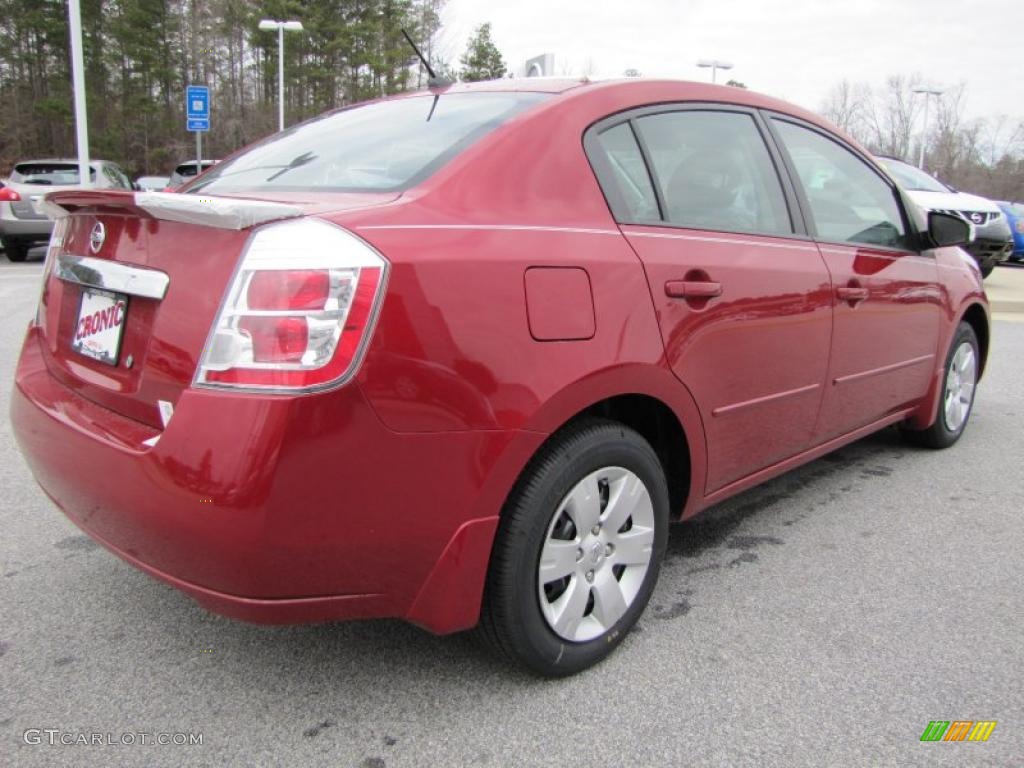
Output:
902,322,979,448
2,237,29,262
478,419,669,677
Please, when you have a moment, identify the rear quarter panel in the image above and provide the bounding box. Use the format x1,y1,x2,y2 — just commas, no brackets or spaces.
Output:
332,84,743,516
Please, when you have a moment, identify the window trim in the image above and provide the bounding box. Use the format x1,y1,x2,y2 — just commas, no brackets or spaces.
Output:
760,112,926,256
583,102,808,239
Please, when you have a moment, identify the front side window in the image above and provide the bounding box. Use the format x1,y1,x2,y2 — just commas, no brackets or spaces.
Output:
633,111,793,236
773,120,909,249
189,92,548,194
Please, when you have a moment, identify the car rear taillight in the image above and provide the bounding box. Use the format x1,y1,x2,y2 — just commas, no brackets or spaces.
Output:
195,218,388,392
0,187,21,201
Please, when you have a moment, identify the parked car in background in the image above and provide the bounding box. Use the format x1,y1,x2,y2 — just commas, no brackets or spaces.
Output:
13,79,989,676
1,159,133,261
996,201,1024,262
876,156,1012,277
164,160,218,191
135,175,170,192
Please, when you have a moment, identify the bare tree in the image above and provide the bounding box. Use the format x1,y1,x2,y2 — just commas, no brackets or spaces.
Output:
863,74,923,160
820,79,869,140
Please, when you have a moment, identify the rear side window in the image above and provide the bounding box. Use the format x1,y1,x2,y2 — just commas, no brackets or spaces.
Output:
593,123,660,221
634,111,793,235
772,120,909,249
102,165,131,189
189,92,549,194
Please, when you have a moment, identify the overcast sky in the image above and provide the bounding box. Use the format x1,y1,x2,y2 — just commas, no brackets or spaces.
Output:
439,0,1022,124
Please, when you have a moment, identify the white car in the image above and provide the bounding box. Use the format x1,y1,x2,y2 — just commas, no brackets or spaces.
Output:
135,175,170,192
0,159,133,262
165,160,219,190
876,157,1012,277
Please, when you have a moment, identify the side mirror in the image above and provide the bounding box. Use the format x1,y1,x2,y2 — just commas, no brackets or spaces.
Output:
925,211,972,248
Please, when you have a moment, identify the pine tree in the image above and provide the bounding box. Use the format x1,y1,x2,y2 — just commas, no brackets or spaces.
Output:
459,23,506,82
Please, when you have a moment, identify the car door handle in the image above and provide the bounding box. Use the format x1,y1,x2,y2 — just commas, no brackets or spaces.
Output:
665,280,723,299
836,285,869,303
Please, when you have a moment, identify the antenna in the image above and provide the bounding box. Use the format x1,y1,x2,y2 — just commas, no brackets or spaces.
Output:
401,28,451,88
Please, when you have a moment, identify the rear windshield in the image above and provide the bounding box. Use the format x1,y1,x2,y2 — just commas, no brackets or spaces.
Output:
173,162,214,177
11,163,96,185
188,92,549,194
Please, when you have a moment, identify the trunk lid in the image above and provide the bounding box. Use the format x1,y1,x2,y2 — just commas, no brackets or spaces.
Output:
36,189,397,429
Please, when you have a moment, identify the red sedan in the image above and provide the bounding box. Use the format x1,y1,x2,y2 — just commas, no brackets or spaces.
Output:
11,78,987,676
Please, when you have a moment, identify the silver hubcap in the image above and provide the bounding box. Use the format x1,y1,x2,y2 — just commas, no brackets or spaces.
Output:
943,342,977,432
537,467,655,642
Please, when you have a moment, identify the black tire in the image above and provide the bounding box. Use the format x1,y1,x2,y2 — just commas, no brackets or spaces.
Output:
477,418,669,677
979,262,994,278
2,237,29,262
902,322,979,449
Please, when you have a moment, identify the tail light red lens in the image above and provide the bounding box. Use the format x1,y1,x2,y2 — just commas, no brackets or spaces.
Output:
247,270,330,310
0,187,21,202
195,219,388,392
238,316,309,362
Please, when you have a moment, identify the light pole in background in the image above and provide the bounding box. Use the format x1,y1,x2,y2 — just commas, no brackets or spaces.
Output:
258,19,304,132
68,0,90,187
912,86,944,170
696,58,733,84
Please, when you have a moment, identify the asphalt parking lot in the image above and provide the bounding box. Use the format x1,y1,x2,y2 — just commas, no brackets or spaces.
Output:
2,254,1022,767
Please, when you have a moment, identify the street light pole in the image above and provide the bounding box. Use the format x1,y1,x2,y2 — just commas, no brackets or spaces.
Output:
697,58,734,84
258,19,304,132
68,0,90,188
912,86,944,170
277,25,284,132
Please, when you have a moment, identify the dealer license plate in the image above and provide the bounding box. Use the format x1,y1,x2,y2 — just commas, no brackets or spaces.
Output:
71,288,128,365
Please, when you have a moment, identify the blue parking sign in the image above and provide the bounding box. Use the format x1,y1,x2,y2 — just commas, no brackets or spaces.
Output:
186,85,210,132
186,85,209,119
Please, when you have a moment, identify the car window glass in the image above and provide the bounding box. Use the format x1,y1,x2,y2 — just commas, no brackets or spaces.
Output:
189,92,549,194
101,166,121,188
633,111,792,235
876,158,949,193
773,120,909,249
111,166,131,188
11,163,96,185
594,122,659,221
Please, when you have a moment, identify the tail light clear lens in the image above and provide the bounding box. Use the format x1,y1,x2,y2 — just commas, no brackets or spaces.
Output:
195,218,388,392
35,217,69,327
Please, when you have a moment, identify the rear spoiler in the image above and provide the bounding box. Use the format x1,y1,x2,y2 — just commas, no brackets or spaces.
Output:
38,189,302,230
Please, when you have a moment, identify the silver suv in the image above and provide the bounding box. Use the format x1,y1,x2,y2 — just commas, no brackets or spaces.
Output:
0,159,133,261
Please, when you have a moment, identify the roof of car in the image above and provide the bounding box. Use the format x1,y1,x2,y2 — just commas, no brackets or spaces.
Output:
427,77,841,133
427,77,590,94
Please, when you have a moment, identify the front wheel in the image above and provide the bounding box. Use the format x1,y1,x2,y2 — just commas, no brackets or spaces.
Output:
902,322,979,448
478,419,669,677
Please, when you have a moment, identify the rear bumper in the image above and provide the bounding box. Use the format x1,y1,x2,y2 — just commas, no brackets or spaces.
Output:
11,326,544,632
0,214,52,240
